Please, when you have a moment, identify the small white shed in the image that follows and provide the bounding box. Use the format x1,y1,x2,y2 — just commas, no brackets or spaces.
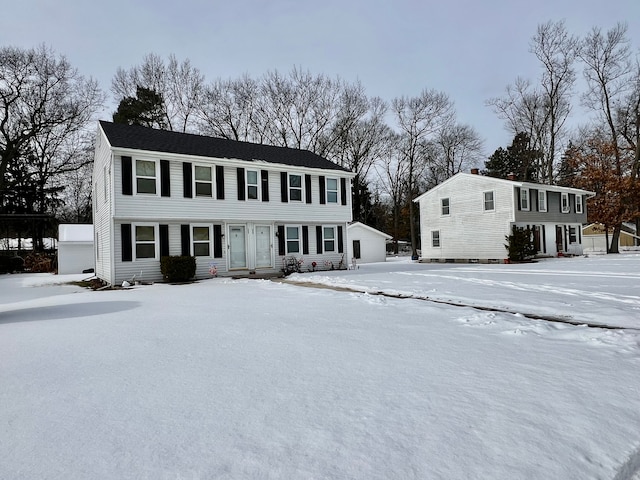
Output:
58,224,95,274
347,222,392,265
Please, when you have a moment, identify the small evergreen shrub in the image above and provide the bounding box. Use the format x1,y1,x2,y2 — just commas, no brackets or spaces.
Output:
505,227,536,262
160,255,196,282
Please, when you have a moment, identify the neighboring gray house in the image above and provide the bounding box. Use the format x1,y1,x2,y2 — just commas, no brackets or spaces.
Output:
58,224,94,274
347,222,392,265
92,121,355,285
415,172,595,262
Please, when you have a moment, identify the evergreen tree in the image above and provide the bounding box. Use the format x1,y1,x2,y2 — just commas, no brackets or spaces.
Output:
112,86,167,128
483,132,541,181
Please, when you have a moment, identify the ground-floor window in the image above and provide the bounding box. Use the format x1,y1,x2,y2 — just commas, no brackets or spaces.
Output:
135,225,156,259
353,240,361,259
286,226,300,254
432,230,441,248
192,225,211,256
323,226,336,252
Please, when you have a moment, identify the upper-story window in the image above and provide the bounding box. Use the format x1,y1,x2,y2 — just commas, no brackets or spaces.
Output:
575,195,583,214
483,191,495,211
136,160,156,194
247,170,259,200
520,188,529,211
561,192,570,213
195,165,213,197
441,198,450,216
286,226,300,253
326,178,338,203
538,190,547,212
289,174,302,201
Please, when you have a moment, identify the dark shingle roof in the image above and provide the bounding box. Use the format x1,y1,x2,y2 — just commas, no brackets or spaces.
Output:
99,121,349,172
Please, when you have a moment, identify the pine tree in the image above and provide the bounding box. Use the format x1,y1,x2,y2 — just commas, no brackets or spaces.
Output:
484,132,541,181
113,87,167,129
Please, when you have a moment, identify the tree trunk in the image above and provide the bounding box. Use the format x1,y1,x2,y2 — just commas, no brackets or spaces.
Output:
608,225,621,254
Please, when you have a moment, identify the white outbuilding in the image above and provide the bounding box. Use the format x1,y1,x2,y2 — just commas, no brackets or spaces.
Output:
58,224,95,274
347,222,392,265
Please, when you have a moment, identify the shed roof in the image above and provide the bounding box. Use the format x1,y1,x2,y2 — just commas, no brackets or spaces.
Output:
99,121,350,173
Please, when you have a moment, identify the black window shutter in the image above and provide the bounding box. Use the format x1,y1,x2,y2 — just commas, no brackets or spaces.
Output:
216,165,225,199
340,178,347,205
338,226,344,253
277,225,285,255
159,224,169,257
160,160,170,197
122,156,133,195
316,226,323,254
237,167,246,201
280,172,288,202
302,226,309,254
121,224,132,261
183,162,192,198
261,170,269,201
319,176,326,204
213,225,223,258
305,174,312,204
181,224,190,256
516,187,521,210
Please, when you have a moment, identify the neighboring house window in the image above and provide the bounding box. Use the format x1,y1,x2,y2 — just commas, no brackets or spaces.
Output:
192,225,212,257
136,159,156,194
247,170,259,200
561,192,570,213
432,230,441,247
520,188,529,211
289,174,302,201
483,191,495,211
569,226,577,243
538,190,547,212
575,195,583,214
326,178,338,203
441,198,450,215
135,225,156,259
286,226,300,253
323,226,336,252
195,165,213,197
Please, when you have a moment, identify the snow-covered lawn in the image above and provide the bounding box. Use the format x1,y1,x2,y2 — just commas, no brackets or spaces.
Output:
1,254,639,479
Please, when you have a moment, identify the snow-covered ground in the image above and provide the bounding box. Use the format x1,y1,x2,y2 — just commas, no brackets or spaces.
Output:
1,254,639,479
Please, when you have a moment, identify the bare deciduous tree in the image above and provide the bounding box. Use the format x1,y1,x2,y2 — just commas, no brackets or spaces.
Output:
391,89,454,257
578,22,632,251
112,53,204,132
427,122,484,186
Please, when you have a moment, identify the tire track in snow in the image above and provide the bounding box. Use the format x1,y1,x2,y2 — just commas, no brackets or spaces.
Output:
277,279,640,331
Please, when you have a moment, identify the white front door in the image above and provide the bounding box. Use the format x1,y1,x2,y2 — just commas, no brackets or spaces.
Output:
229,225,247,269
255,225,272,268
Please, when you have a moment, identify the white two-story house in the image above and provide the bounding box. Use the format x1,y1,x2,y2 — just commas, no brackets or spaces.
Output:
414,171,595,263
92,121,355,285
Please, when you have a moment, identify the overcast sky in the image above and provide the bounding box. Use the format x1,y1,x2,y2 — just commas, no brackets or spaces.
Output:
2,0,639,156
